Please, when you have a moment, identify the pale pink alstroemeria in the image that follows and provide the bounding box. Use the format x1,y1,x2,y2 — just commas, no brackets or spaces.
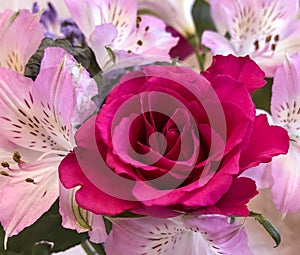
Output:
138,0,196,38
65,0,178,71
0,9,43,74
105,215,252,255
202,0,300,77
0,47,104,247
244,53,300,215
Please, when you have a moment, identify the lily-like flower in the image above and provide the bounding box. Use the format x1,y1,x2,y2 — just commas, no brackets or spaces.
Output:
0,9,43,74
65,0,179,71
0,47,104,247
202,0,300,77
0,0,70,17
105,215,252,255
138,0,196,38
243,53,300,215
32,2,85,46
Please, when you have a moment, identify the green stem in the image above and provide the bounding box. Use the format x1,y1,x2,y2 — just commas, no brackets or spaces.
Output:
81,240,106,255
188,35,205,71
249,211,281,248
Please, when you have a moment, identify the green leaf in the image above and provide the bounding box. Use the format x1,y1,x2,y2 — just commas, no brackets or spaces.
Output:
0,201,88,255
249,211,281,248
24,38,101,80
251,78,272,113
192,0,216,38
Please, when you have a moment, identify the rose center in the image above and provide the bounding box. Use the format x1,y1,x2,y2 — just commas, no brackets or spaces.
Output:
148,132,167,155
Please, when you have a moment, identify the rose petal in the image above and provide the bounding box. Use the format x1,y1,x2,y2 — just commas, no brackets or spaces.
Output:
202,54,266,93
239,114,290,171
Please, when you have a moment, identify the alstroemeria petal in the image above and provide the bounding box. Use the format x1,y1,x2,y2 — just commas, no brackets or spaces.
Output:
65,0,137,41
89,15,177,71
64,0,101,38
40,47,98,128
208,0,298,55
0,158,59,246
33,58,76,151
271,52,300,141
138,0,196,37
271,145,300,214
89,23,119,70
0,50,77,153
0,68,41,150
205,0,300,76
184,215,252,255
0,9,43,74
100,0,137,44
201,31,236,55
105,215,252,255
241,163,274,189
59,185,108,243
121,15,178,57
105,217,199,255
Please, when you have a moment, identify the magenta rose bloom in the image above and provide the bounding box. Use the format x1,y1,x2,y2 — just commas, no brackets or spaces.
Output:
59,55,289,217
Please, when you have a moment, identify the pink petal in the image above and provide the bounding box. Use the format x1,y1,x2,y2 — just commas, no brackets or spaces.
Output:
0,9,43,73
0,67,40,149
215,177,258,216
100,0,137,43
0,158,59,246
89,23,118,70
201,31,235,55
202,54,266,93
105,215,252,255
239,114,290,171
58,150,138,215
33,57,76,150
271,52,300,131
184,215,253,255
41,47,98,128
120,15,178,57
138,0,196,37
206,0,300,76
271,145,300,214
241,163,274,189
65,0,101,37
105,217,190,255
240,110,275,189
66,0,137,41
0,58,76,152
59,185,107,243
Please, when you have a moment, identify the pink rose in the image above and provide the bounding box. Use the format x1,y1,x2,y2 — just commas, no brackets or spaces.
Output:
59,55,289,217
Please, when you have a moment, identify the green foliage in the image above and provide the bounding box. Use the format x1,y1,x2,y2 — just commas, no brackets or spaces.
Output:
249,211,281,248
192,0,216,38
24,38,101,80
251,78,273,113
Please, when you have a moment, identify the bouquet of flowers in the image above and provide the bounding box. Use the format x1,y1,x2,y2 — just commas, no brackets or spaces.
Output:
0,0,299,254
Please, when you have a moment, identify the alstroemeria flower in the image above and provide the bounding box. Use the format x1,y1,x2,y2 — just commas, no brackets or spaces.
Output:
0,9,43,74
243,53,300,215
0,0,70,17
105,215,252,255
32,2,85,46
202,0,300,77
0,47,103,247
138,0,196,38
65,0,178,71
